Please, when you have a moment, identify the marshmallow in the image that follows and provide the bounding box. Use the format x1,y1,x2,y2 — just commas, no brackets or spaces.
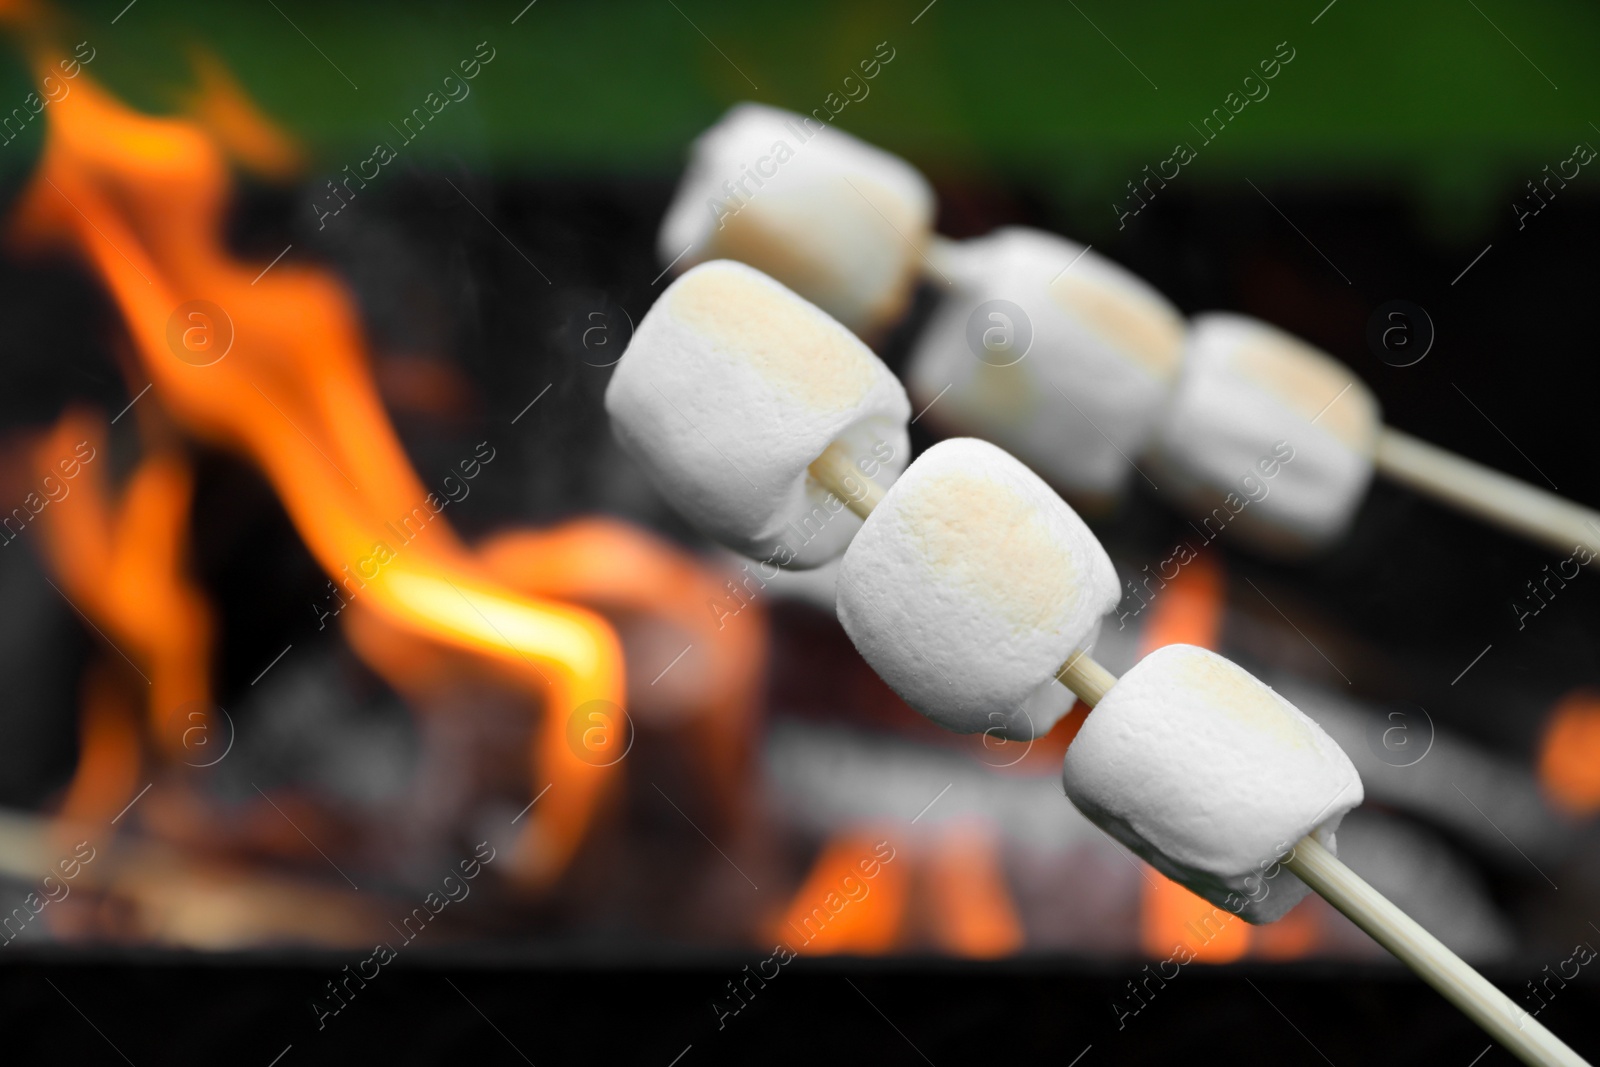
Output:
906,228,1186,504
1152,313,1381,552
658,103,936,336
605,260,910,568
1063,644,1363,922
836,438,1119,740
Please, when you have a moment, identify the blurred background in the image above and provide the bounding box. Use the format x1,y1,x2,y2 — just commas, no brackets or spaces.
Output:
0,0,1597,1062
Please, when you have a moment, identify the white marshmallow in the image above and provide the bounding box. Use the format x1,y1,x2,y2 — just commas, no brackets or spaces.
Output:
836,438,1119,740
1152,313,1381,552
605,260,910,568
658,103,936,336
1063,644,1363,923
907,228,1186,503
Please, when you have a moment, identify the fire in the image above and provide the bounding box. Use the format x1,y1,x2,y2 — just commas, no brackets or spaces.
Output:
10,54,625,879
345,519,771,835
56,662,141,827
1538,691,1600,816
775,832,908,955
921,820,1024,958
478,520,767,813
774,822,1023,959
30,410,212,760
180,47,305,180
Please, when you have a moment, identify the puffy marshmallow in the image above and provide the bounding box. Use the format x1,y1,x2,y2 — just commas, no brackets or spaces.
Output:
658,102,936,336
1063,644,1363,923
907,228,1186,505
606,260,911,568
836,437,1119,740
1152,313,1381,553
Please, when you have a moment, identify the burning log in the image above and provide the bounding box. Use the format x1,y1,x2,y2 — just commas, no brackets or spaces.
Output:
0,807,386,950
478,518,768,817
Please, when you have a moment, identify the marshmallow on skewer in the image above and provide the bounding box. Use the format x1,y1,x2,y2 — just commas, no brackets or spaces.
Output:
830,436,1361,916
608,261,1593,1067
809,442,1585,1066
605,260,910,568
1152,313,1381,554
906,227,1186,505
835,437,1119,740
1063,643,1363,922
658,103,936,337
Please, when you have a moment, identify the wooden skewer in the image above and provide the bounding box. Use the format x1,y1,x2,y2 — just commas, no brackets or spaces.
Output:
1287,836,1586,1067
1055,649,1119,706
809,441,887,517
1375,428,1600,562
808,442,1591,1067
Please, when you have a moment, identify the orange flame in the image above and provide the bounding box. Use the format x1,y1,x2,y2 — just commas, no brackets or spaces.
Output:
56,661,142,826
11,58,621,879
1538,690,1600,816
479,520,767,813
30,410,211,759
180,47,305,180
921,820,1024,958
773,824,1022,958
775,832,908,955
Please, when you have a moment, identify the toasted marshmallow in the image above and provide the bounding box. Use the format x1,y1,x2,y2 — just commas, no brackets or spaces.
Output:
1152,314,1381,553
836,438,1119,739
605,260,910,568
658,103,935,336
906,228,1186,504
1063,644,1363,923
